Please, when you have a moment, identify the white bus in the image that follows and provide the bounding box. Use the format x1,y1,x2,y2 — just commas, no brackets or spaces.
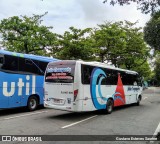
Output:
44,60,143,113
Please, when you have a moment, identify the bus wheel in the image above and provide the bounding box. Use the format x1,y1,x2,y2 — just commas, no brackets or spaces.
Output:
27,96,38,111
136,96,141,106
106,99,114,114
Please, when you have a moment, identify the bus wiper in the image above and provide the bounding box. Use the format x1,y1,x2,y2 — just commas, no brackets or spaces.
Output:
27,59,44,74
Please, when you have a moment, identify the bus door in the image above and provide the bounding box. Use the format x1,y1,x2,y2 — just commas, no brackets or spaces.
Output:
121,72,139,104
130,75,140,103
45,61,76,108
81,64,94,111
131,89,138,103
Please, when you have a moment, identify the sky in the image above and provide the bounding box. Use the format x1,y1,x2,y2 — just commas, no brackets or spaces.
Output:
0,0,151,34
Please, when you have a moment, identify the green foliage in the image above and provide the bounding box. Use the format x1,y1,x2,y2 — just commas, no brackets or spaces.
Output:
132,60,152,80
91,21,126,65
56,27,95,60
0,13,57,55
103,0,159,14
92,21,150,71
0,13,152,80
144,10,160,51
120,21,150,70
154,55,160,85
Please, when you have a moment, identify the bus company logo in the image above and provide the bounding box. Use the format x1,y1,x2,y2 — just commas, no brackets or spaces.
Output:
90,68,126,110
90,68,108,110
47,67,71,73
113,74,126,106
2,75,36,97
128,87,140,92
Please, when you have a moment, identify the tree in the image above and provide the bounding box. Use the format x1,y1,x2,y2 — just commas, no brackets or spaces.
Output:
103,0,160,14
120,21,150,70
92,21,150,70
144,10,160,51
0,13,57,55
56,27,95,60
153,54,160,86
92,21,126,65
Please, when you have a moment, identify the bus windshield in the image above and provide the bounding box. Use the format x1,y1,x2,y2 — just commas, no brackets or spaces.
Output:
45,61,76,83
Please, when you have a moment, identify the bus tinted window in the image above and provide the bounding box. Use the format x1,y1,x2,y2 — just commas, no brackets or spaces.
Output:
2,55,18,71
81,65,93,84
0,55,4,69
38,61,48,74
0,57,4,64
18,57,42,75
81,64,118,85
106,69,118,85
119,71,142,86
81,64,140,86
0,55,47,75
45,61,76,83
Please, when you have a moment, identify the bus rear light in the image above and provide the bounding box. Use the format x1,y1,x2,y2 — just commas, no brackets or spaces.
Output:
74,89,78,101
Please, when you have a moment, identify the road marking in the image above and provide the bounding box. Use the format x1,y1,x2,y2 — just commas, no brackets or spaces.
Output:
62,115,98,129
150,122,160,143
3,111,48,120
153,122,160,136
143,97,148,100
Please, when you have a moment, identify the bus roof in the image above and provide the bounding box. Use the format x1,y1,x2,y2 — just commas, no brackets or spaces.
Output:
81,61,138,74
0,50,59,62
48,60,138,74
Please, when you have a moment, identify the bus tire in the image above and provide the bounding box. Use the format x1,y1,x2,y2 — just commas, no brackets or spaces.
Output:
27,96,38,111
106,99,114,114
136,96,141,106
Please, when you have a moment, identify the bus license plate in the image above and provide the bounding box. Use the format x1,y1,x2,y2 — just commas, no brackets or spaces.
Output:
53,99,63,104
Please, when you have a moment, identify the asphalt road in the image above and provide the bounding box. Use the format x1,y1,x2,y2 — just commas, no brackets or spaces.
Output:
0,87,160,144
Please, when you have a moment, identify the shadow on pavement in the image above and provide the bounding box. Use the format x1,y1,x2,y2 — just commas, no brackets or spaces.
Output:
46,103,141,122
0,106,44,117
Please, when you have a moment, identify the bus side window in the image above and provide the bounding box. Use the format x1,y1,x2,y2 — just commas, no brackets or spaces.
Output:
18,57,40,75
112,70,118,85
81,64,93,84
0,56,4,69
121,72,139,86
38,61,48,75
2,55,18,71
105,69,113,85
25,59,33,65
127,74,134,85
136,75,142,86
121,72,129,85
83,68,91,84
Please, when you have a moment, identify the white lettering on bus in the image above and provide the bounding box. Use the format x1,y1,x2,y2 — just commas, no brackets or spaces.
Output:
2,75,36,97
47,67,71,73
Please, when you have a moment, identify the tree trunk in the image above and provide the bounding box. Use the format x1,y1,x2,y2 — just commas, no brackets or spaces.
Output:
24,42,28,54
